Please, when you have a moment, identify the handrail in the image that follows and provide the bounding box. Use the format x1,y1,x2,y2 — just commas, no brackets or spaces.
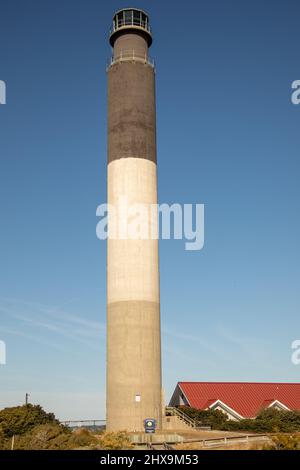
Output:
163,442,175,450
174,408,196,427
147,442,175,450
108,49,155,68
165,406,196,428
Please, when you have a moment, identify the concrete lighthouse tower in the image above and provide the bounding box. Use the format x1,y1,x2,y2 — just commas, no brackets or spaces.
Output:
106,8,162,431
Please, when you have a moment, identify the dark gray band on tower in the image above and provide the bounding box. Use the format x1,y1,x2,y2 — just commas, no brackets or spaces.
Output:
107,61,157,164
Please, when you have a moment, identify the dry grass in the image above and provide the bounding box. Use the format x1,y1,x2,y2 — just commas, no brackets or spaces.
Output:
97,431,133,450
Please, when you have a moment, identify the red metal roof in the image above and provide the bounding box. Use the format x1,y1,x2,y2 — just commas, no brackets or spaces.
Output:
178,382,300,418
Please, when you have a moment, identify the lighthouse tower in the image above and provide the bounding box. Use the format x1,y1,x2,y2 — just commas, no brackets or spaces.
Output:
106,8,162,431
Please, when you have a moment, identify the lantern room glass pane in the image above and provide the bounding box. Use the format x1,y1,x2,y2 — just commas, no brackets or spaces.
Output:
117,12,124,27
124,10,132,24
133,10,141,25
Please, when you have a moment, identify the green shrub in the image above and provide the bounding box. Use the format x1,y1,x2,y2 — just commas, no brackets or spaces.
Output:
67,428,98,449
13,425,101,450
179,406,300,433
0,425,9,450
179,406,228,429
265,434,300,450
0,405,59,438
16,423,71,450
0,404,103,451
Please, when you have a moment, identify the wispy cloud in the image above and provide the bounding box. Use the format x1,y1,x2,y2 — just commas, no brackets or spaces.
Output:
162,344,216,368
216,323,278,373
162,326,234,361
0,325,66,352
0,297,105,352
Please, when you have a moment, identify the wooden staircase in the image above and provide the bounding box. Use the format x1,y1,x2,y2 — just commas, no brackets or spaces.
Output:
164,407,196,430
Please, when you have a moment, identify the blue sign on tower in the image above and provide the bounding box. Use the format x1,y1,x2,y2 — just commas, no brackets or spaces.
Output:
144,418,156,433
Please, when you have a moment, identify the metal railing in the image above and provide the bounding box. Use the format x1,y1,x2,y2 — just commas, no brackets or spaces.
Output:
111,19,151,34
108,49,155,68
110,12,151,36
165,406,196,428
195,434,270,448
61,419,106,429
147,442,176,451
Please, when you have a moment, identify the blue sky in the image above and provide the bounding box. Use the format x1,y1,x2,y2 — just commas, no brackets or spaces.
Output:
0,0,299,420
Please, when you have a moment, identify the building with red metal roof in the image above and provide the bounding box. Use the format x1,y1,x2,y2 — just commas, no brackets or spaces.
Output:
169,382,300,420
